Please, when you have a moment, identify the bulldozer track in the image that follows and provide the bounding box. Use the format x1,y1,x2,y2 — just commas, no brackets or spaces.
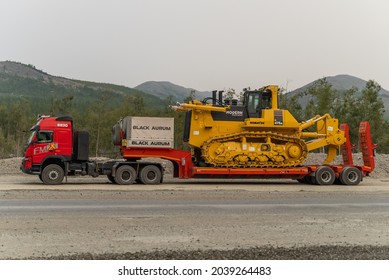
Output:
202,131,308,168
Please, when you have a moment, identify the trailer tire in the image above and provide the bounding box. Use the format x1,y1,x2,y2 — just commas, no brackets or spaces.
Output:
298,175,315,184
339,167,362,185
41,164,64,185
315,166,335,185
297,176,310,184
308,175,316,185
115,165,136,185
139,165,162,185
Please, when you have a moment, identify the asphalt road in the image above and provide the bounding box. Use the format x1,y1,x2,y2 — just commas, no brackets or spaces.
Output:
2,197,389,214
1,175,389,259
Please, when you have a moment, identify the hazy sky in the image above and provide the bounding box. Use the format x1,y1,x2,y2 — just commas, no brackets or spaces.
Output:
1,0,389,91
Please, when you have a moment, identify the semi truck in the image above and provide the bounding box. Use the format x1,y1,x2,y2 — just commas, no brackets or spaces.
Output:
21,85,376,185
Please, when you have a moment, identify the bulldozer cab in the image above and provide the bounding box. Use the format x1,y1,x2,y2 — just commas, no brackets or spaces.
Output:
244,86,276,118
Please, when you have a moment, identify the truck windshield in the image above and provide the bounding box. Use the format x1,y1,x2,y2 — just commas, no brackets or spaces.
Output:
26,121,41,146
26,131,36,145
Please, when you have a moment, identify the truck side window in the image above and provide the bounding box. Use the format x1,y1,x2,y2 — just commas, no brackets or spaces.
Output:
37,131,53,143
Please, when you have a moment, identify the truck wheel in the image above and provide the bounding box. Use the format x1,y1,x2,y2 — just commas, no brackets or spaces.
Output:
339,167,362,185
139,165,162,185
115,165,136,185
41,164,64,185
107,174,116,184
315,166,335,185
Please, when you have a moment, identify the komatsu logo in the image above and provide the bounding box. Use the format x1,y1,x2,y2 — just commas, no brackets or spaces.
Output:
226,110,243,116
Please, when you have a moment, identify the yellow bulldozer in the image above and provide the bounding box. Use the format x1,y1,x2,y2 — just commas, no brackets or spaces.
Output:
171,85,346,168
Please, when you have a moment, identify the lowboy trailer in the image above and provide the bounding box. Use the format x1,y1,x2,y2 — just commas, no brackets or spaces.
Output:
21,115,375,186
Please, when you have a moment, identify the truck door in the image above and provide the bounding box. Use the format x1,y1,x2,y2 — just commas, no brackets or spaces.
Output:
54,129,73,157
31,130,54,165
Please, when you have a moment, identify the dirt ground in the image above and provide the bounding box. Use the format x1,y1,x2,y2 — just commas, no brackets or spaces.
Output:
1,155,389,260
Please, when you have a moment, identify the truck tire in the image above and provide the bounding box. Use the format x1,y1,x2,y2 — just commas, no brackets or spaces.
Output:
315,166,335,185
339,167,362,185
114,165,136,185
107,174,116,184
41,164,64,185
139,165,162,185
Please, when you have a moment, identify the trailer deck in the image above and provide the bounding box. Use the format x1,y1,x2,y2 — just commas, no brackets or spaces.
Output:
120,122,375,185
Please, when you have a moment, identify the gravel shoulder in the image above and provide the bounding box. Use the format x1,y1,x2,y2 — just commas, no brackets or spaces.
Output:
1,156,389,260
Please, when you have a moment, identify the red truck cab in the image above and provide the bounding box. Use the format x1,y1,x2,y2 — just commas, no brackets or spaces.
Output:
22,116,73,172
21,115,90,183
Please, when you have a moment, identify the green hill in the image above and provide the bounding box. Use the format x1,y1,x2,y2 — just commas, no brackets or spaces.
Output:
135,81,211,102
0,61,162,114
287,74,389,118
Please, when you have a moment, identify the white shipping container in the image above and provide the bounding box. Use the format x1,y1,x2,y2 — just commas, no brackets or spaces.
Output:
123,117,174,140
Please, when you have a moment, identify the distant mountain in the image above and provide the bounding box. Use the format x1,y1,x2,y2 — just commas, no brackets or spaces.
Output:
0,61,162,113
135,81,211,102
290,74,389,95
287,74,389,117
3,61,387,118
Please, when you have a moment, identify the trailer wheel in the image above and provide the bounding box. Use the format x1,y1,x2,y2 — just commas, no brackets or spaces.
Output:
339,167,362,185
115,165,136,185
297,176,309,184
139,165,162,185
315,166,335,185
41,164,64,185
298,175,316,184
309,175,316,185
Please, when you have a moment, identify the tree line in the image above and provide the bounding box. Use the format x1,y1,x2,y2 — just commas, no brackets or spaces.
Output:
0,93,186,158
279,78,388,153
0,78,387,158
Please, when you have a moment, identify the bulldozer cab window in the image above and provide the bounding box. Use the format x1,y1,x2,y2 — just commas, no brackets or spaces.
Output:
247,93,260,117
262,90,272,109
246,91,272,117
